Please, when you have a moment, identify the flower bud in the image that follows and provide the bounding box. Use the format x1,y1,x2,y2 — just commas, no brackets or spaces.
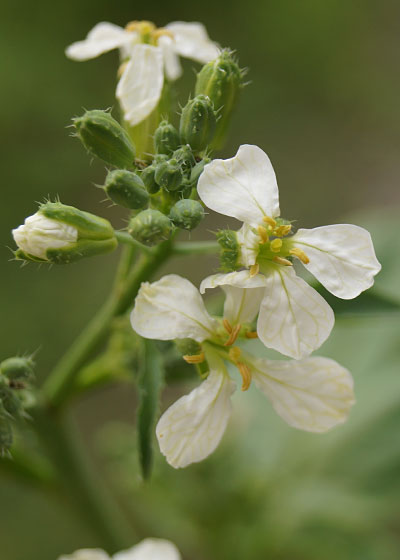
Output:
13,202,117,264
0,410,12,453
73,109,136,168
169,200,204,230
154,159,183,192
195,50,243,150
128,209,172,246
171,145,196,177
0,383,22,417
179,95,217,153
174,338,202,356
103,170,149,209
154,120,181,155
216,229,240,272
141,165,160,194
1,357,34,382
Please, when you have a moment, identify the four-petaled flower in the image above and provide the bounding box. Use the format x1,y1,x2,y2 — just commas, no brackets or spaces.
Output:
57,538,181,560
197,144,381,359
66,20,219,126
131,274,355,468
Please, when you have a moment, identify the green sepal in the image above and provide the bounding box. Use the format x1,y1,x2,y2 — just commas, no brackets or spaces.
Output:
128,209,172,246
154,159,183,192
1,357,35,382
154,120,181,155
171,145,196,177
141,165,160,194
46,237,118,264
216,229,241,272
174,338,202,356
179,95,217,153
169,199,204,230
103,169,149,210
13,249,47,263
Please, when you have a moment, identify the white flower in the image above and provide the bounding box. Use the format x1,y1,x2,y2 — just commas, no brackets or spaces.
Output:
197,144,381,359
66,21,219,126
58,538,181,560
131,274,355,468
12,212,77,260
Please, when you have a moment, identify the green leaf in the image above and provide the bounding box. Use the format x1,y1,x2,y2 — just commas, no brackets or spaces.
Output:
137,339,164,479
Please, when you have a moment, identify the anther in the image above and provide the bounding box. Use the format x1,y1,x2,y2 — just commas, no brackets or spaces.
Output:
263,216,277,229
238,362,252,391
153,28,174,41
117,62,128,78
228,346,242,362
250,263,259,277
245,331,258,339
257,226,269,244
270,238,283,253
222,318,233,334
183,352,205,364
273,256,292,266
274,224,292,237
224,323,241,346
289,248,310,264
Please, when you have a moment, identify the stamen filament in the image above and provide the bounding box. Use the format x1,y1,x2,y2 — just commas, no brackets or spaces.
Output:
224,324,241,346
183,352,205,364
257,226,269,244
222,318,233,334
289,247,310,264
263,216,277,228
238,362,252,391
273,256,292,266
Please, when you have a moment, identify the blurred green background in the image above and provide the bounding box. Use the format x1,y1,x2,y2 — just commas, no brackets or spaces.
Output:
1,1,400,559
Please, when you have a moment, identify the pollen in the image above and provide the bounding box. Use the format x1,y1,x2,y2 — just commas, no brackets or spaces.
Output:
273,256,292,266
125,20,156,34
274,224,292,237
183,352,205,364
270,238,283,253
224,323,241,346
257,225,269,244
263,215,277,229
289,247,310,264
250,263,259,277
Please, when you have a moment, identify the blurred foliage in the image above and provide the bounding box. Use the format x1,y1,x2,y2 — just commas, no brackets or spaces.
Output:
1,0,400,559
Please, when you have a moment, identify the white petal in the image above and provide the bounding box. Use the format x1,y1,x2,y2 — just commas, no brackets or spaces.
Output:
251,356,355,432
166,21,220,63
156,354,235,468
65,22,132,61
257,266,334,359
236,223,259,266
113,539,181,560
197,145,280,226
292,224,381,299
223,286,265,325
158,35,182,81
131,274,217,342
200,270,268,293
58,550,109,560
117,44,164,126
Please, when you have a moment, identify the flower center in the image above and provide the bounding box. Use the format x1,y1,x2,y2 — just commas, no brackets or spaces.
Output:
125,21,174,46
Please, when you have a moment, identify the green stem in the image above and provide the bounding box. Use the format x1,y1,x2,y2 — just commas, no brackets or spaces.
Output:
173,240,220,255
115,231,154,255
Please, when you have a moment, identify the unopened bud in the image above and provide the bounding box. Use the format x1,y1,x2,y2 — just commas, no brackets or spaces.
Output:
154,120,181,155
0,385,22,417
179,95,217,153
1,357,34,382
73,110,136,168
13,202,117,264
216,229,240,272
169,200,204,230
103,170,149,209
0,411,12,453
141,165,160,194
128,209,172,246
154,159,183,192
195,50,243,150
174,338,202,356
171,145,196,176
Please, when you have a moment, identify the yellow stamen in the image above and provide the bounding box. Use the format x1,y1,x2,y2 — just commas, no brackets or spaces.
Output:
263,216,277,229
250,263,259,277
238,362,252,391
152,28,174,41
270,238,283,253
289,247,310,264
183,352,205,364
274,224,292,237
273,256,292,266
125,20,155,33
245,331,258,339
224,323,241,346
228,346,242,362
222,318,232,334
257,225,269,244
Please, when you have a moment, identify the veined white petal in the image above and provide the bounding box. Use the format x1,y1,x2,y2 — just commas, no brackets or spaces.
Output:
257,266,334,359
65,22,133,61
166,21,220,63
251,356,355,432
58,550,109,560
156,354,235,468
113,539,181,560
223,286,265,325
197,145,280,227
292,224,381,299
117,44,164,126
200,270,268,294
158,35,182,81
236,223,259,266
131,274,217,342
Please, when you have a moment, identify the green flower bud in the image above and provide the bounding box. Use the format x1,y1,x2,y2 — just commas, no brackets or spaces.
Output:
1,357,34,382
103,169,149,210
128,209,172,246
73,110,136,168
169,200,204,230
179,95,217,153
174,338,202,356
171,145,196,176
13,202,117,264
0,412,12,453
141,165,160,194
154,120,181,155
195,50,243,150
154,159,183,192
217,229,240,272
0,385,22,417
154,154,169,164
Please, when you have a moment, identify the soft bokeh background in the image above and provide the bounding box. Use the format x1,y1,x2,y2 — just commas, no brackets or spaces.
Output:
1,1,400,559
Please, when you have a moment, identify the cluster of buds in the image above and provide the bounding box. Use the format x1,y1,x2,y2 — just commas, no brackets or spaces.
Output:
0,357,35,454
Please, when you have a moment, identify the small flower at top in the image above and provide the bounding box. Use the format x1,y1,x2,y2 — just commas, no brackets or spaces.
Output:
197,144,381,359
66,21,220,127
57,538,181,560
131,274,355,468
